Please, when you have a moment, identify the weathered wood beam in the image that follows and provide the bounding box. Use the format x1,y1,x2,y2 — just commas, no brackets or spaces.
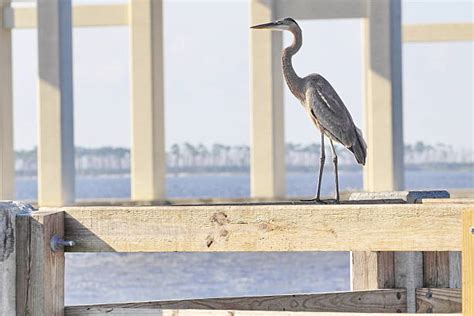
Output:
351,251,394,290
2,4,128,29
16,209,65,316
65,289,406,314
416,288,461,313
0,202,29,315
65,310,459,316
403,23,474,42
57,203,469,252
423,251,450,288
275,0,367,20
462,210,474,315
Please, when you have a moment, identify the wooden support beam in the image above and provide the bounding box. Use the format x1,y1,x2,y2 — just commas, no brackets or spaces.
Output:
129,0,166,201
403,23,474,43
462,209,474,315
65,289,406,314
58,203,469,252
449,251,462,288
37,0,75,206
3,4,128,29
416,288,461,313
351,251,394,290
250,0,285,199
394,252,423,313
65,311,459,316
0,0,14,200
275,0,367,20
16,209,65,316
363,0,404,191
0,202,30,315
423,251,450,288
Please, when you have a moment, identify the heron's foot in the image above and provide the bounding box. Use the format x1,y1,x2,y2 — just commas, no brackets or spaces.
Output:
300,197,326,204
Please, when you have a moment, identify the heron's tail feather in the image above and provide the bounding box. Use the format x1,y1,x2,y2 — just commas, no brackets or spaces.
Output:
349,127,367,165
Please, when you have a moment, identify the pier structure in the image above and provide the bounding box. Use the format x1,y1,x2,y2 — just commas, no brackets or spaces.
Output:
1,199,473,314
0,0,473,204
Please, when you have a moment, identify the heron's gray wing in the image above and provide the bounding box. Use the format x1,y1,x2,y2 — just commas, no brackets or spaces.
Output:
307,75,357,148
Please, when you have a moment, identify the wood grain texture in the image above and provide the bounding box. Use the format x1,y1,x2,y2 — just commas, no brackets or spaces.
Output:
57,203,469,252
416,288,461,313
64,310,460,316
423,198,474,204
423,251,450,287
16,210,65,316
351,252,394,290
462,210,474,315
65,289,406,314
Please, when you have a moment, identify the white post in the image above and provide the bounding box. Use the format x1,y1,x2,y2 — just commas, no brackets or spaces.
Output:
129,0,166,201
250,0,285,198
363,0,404,191
37,0,75,206
0,0,15,200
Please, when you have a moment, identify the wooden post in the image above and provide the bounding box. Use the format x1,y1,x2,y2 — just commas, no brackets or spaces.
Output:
0,0,15,200
0,202,25,315
129,0,166,201
16,209,65,315
462,210,473,315
250,0,286,199
363,0,404,191
37,0,75,206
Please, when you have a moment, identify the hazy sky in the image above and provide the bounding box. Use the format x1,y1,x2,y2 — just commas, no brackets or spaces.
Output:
11,0,474,151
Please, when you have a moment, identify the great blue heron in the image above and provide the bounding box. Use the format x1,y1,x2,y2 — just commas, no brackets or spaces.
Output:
251,17,367,203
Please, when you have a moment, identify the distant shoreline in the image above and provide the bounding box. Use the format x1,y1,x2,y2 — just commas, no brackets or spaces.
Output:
15,163,473,179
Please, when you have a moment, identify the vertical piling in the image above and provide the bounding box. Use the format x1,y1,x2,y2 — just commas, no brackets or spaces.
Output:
363,0,404,191
37,0,75,206
129,0,166,201
0,0,15,200
250,0,286,199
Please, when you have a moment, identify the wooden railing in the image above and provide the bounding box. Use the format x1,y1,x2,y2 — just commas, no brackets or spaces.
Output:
1,198,472,315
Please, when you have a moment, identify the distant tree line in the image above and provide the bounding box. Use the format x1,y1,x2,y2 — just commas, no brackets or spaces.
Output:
14,141,473,176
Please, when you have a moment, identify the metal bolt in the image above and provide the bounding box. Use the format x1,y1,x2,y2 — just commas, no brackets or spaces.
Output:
50,234,75,252
470,227,474,234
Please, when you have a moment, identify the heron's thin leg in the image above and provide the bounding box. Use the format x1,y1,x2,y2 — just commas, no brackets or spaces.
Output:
330,139,340,203
315,133,325,201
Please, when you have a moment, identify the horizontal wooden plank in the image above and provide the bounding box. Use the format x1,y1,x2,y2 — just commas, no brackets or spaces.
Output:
416,288,461,313
403,23,474,42
65,289,406,314
56,203,471,252
64,308,460,316
3,4,128,29
423,198,474,204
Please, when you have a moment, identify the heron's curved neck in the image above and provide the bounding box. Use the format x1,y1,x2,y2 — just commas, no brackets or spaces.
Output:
282,26,305,101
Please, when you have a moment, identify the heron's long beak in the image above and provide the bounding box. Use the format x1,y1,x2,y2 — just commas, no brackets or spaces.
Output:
250,21,279,30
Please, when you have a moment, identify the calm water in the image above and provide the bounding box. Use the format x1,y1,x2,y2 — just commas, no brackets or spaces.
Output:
14,170,472,306
15,170,474,200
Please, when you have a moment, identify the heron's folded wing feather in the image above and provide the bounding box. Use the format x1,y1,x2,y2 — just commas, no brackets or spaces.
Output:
307,76,357,148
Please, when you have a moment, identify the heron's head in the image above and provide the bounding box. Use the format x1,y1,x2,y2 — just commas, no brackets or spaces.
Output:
250,17,298,32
